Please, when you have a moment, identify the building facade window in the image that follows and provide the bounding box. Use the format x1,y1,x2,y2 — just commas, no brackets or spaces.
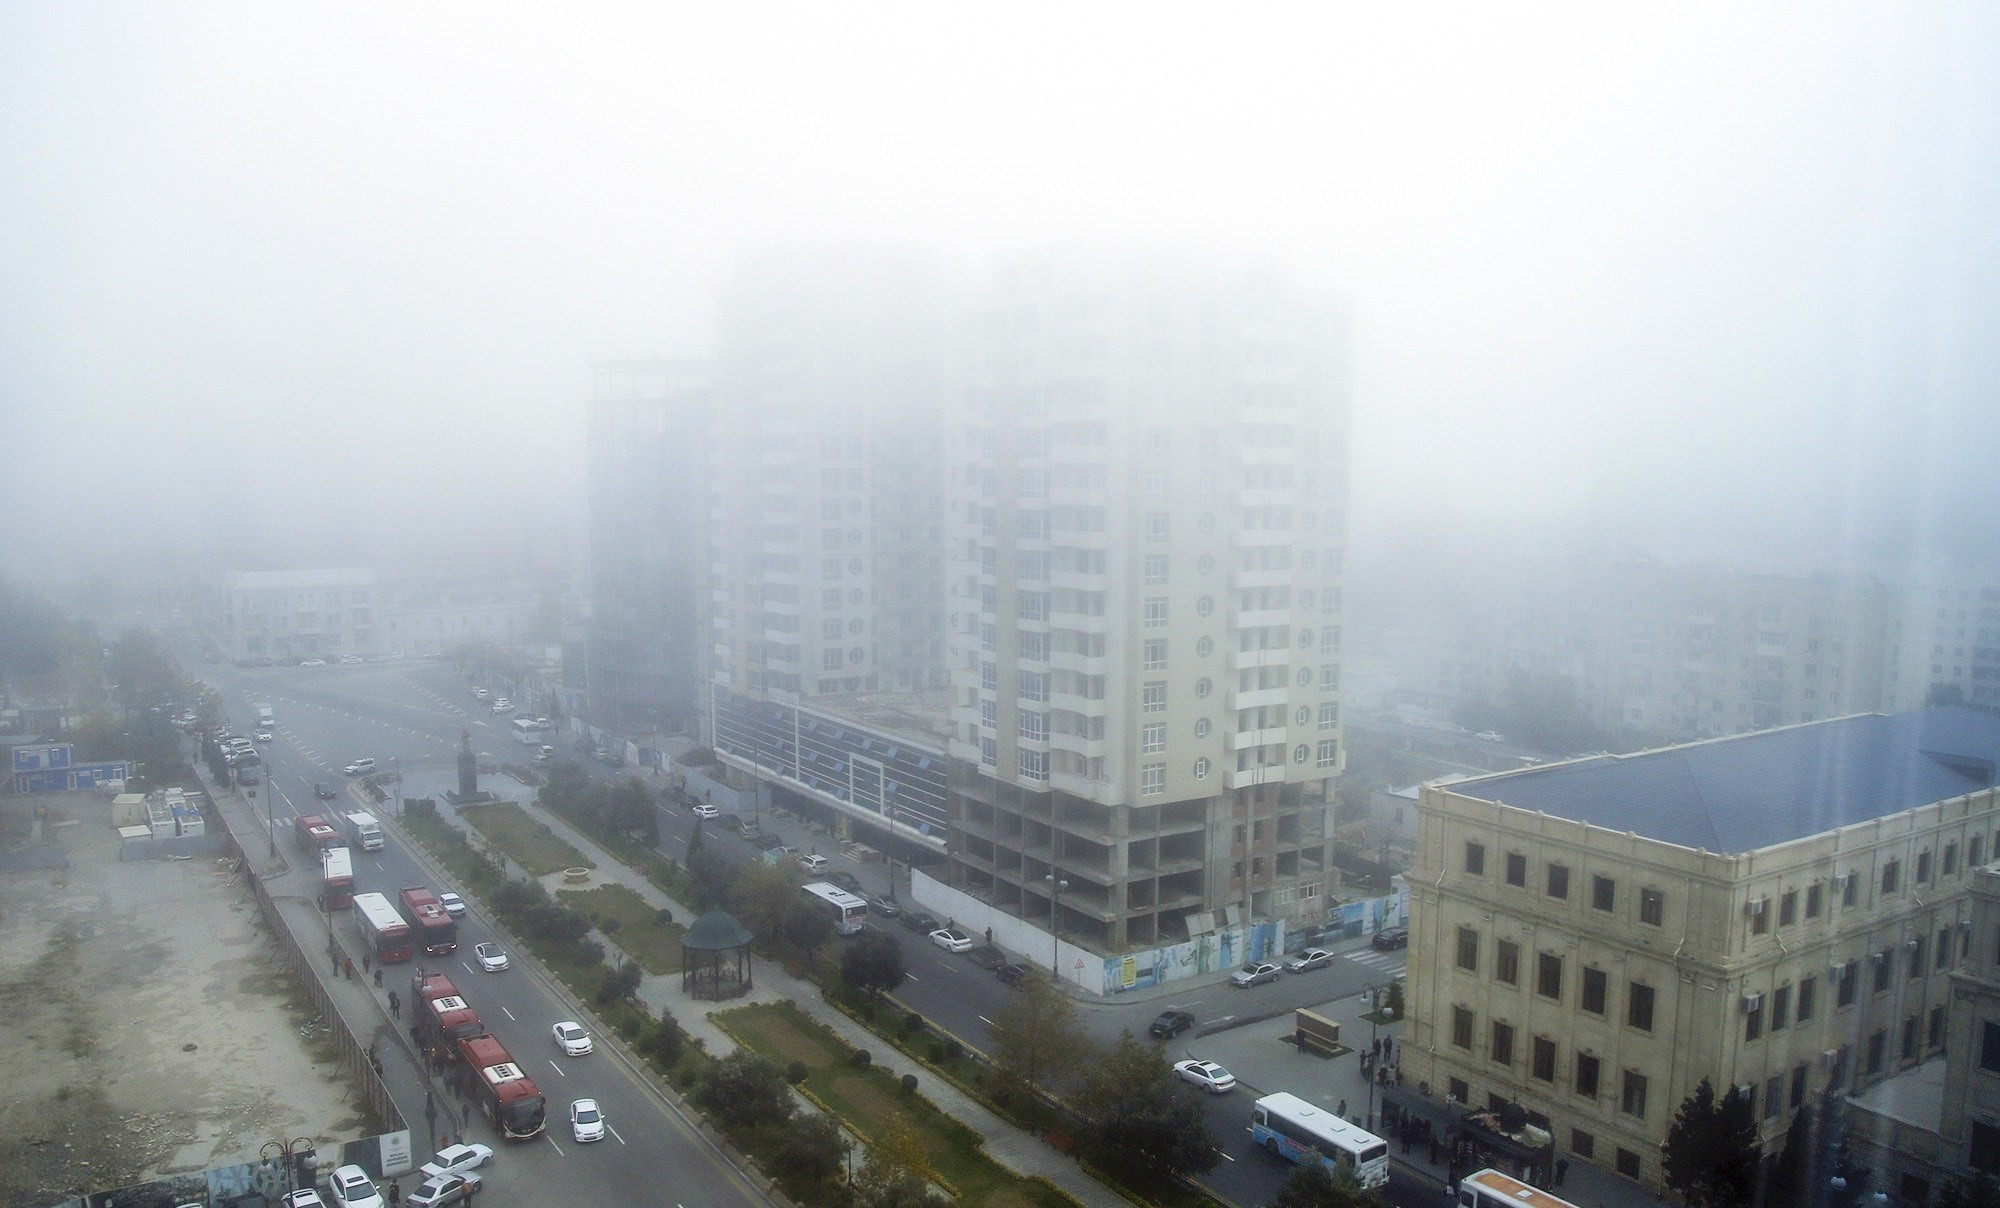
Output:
1537,952,1563,1000
1140,763,1165,796
1621,1070,1648,1119
1640,887,1664,925
1779,889,1797,926
1496,941,1520,986
1771,984,1791,1031
1506,853,1527,887
1806,883,1823,918
1628,982,1655,1032
1465,842,1486,876
1532,1037,1557,1083
1881,858,1900,895
1452,1006,1475,1049
1797,975,1816,1022
1140,723,1165,753
1582,967,1608,1015
1592,875,1616,912
1491,1022,1515,1067
1576,1054,1600,1099
1547,863,1570,900
1456,927,1480,973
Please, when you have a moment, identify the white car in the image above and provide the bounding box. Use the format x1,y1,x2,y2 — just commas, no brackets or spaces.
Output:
418,1141,493,1179
343,758,376,776
405,1172,481,1208
1285,947,1335,973
300,658,328,667
339,654,364,664
254,727,274,742
475,942,509,972
533,716,551,729
282,1191,327,1208
1173,1058,1237,1094
491,698,511,713
691,802,719,819
327,1164,382,1208
437,891,467,918
473,688,489,700
1475,730,1505,743
553,1020,593,1056
929,927,974,953
570,1097,607,1143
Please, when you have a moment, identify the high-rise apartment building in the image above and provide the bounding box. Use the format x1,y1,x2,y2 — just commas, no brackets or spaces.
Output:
701,251,951,745
585,359,712,732
943,250,1350,952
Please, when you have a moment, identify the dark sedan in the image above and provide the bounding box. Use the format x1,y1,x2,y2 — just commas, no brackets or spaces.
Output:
899,910,941,933
1372,927,1410,950
1148,1009,1196,1039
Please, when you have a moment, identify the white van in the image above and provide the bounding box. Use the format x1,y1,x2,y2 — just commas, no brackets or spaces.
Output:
343,757,376,776
797,853,829,875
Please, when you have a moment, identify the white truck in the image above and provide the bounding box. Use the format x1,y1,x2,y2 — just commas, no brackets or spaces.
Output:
255,702,275,729
342,811,383,852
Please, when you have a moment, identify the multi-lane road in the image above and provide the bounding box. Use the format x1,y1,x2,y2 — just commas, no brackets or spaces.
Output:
179,644,773,1207
179,639,1443,1207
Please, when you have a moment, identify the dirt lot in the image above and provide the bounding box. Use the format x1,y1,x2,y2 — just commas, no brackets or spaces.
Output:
0,792,366,1208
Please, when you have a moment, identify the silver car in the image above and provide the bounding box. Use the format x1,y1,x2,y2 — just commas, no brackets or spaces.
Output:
1230,962,1282,987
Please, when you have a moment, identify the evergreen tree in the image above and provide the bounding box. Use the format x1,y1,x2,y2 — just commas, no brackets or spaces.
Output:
1270,1160,1376,1208
1661,1078,1761,1208
1936,1173,2000,1208
1070,1031,1220,1186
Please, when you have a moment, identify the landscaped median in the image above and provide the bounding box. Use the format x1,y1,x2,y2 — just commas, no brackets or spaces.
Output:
717,1000,1080,1208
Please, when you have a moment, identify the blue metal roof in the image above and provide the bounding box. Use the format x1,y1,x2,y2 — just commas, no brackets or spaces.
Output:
1447,708,2000,854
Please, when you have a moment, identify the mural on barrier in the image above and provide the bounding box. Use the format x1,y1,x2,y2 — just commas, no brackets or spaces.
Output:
1103,887,1409,995
53,1130,413,1208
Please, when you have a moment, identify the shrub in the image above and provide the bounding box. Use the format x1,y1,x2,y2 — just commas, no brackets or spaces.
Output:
617,1013,642,1040
927,1042,945,1063
900,1074,918,1095
902,1011,924,1037
851,1049,872,1069
787,1060,810,1085
944,1039,963,1061
601,917,622,936
657,907,674,927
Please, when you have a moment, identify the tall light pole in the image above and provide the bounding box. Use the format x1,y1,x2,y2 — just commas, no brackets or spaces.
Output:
1363,982,1381,1130
1046,869,1067,982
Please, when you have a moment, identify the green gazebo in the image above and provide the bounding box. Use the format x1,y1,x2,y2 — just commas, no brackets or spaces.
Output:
680,909,754,999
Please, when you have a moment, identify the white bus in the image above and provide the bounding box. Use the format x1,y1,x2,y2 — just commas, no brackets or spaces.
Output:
1457,1168,1582,1208
1250,1092,1390,1188
511,718,541,746
800,882,869,936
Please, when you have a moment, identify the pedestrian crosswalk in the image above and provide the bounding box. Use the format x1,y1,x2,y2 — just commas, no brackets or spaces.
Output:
1344,949,1406,974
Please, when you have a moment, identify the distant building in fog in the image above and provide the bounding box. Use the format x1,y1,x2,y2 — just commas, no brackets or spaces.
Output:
583,359,712,733
217,568,378,662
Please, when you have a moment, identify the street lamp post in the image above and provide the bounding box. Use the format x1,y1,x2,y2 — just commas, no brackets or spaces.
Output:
260,1136,316,1196
1363,982,1381,1130
1046,869,1068,982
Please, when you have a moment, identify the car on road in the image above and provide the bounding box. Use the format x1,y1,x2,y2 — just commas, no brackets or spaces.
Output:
1371,927,1409,950
570,1097,607,1143
899,910,940,933
797,852,829,874
995,962,1031,986
237,765,261,786
491,698,511,713
405,1173,481,1208
473,688,489,700
254,727,274,742
553,1020,593,1056
315,782,337,799
1173,1059,1237,1094
437,892,466,918
327,1165,382,1208
966,945,1006,970
929,927,973,953
730,816,762,841
865,893,900,918
1475,730,1505,742
826,870,864,894
339,654,364,665
474,942,509,972
1286,947,1335,973
691,802,719,819
1149,1009,1197,1039
282,1191,327,1208
299,658,328,667
1230,962,1282,988
343,758,376,776
418,1142,493,1179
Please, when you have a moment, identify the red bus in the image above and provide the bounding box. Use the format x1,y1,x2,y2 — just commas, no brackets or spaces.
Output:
294,813,340,854
398,886,458,956
411,971,483,1045
454,1032,547,1140
353,891,415,964
320,846,355,910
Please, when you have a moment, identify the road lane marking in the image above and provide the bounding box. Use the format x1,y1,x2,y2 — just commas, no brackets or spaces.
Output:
549,1059,566,1076
607,1123,627,1145
544,1134,565,1157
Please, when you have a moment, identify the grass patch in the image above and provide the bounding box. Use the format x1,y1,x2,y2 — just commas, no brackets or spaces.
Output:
557,883,686,974
720,1001,1078,1208
458,801,594,875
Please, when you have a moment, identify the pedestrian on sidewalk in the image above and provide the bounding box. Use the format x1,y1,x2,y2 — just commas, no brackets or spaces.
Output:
344,956,355,980
1555,1158,1569,1186
362,952,372,974
374,968,383,988
330,953,340,976
1336,1098,1347,1119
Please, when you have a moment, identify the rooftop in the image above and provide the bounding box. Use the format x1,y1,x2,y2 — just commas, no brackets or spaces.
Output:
1443,708,2000,854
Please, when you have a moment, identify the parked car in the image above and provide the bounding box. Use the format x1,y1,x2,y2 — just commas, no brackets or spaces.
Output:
797,853,829,874
1149,1010,1196,1039
1286,947,1335,973
691,802,719,819
730,816,762,841
756,832,786,851
418,1142,493,1179
552,1020,593,1056
1372,928,1410,951
281,1191,326,1208
995,962,1031,986
570,1098,606,1143
1173,1059,1237,1094
899,910,940,934
405,1173,481,1208
1230,962,1282,988
826,870,863,894
865,893,900,918
491,698,511,713
299,658,328,667
475,942,509,972
343,758,376,776
437,892,466,919
1475,730,1505,743
327,1165,382,1208
339,654,364,665
966,945,1006,970
929,927,973,953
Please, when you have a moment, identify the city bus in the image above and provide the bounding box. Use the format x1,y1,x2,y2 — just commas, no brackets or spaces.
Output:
1250,1091,1390,1188
800,881,870,936
411,971,484,1046
511,718,542,746
454,1032,547,1140
1457,1168,1582,1208
320,846,355,911
398,885,458,956
354,891,416,964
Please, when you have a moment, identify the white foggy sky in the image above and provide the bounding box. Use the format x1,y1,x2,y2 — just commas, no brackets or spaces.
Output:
3,3,1997,570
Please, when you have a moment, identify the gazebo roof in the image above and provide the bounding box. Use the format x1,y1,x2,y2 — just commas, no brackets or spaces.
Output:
681,909,753,951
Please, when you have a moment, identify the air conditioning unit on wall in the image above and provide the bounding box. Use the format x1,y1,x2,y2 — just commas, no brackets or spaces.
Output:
1741,992,1763,1012
1746,898,1765,916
